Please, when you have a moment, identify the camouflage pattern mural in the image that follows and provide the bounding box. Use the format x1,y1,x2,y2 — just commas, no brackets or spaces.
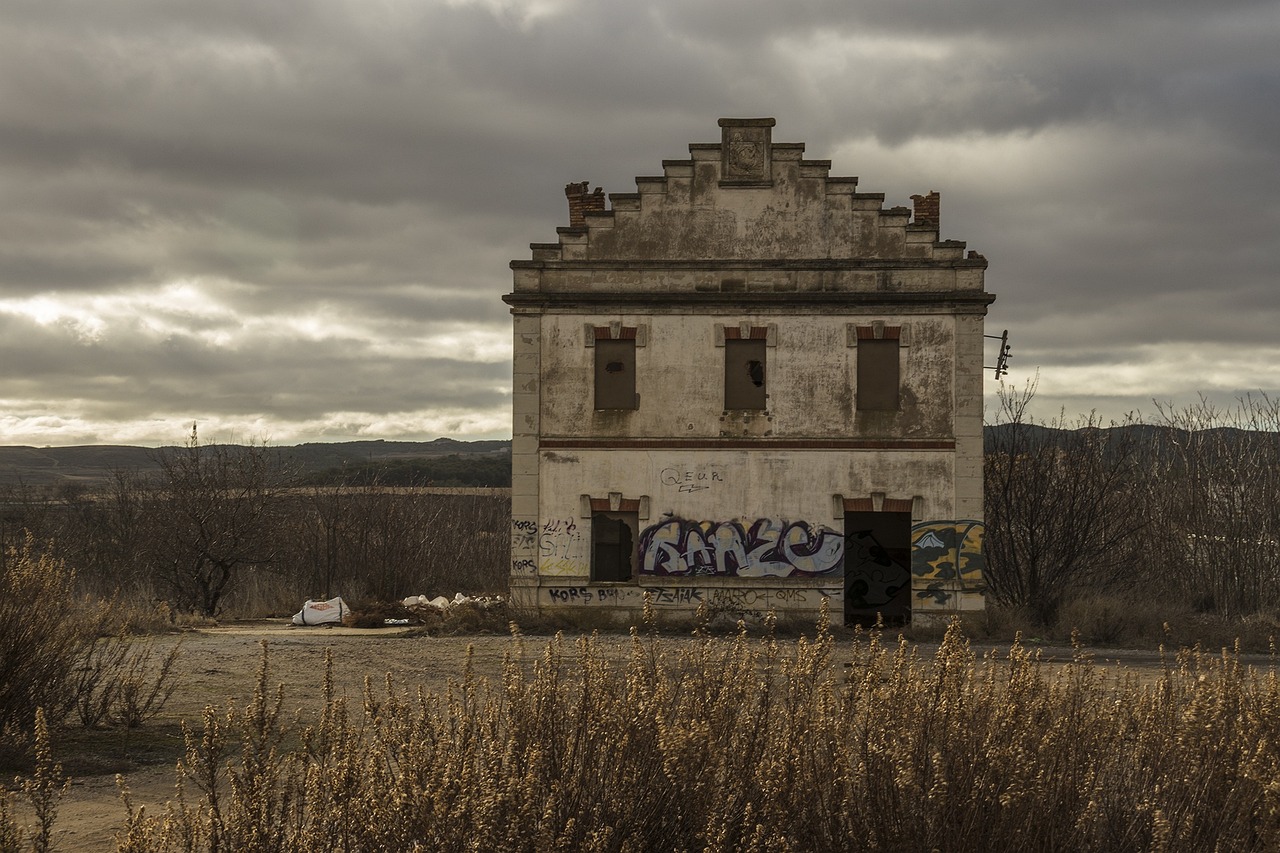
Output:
910,520,985,604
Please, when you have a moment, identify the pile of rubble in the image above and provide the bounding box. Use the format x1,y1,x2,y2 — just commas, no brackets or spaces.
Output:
291,592,506,630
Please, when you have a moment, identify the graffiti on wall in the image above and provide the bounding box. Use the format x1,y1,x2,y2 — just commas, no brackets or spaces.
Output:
704,587,843,620
660,466,725,493
539,517,587,576
511,520,539,575
911,520,985,604
540,585,842,617
639,518,843,578
547,586,624,605
511,520,537,551
544,586,686,607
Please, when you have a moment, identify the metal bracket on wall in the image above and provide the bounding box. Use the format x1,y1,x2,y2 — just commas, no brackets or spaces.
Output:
984,329,1012,379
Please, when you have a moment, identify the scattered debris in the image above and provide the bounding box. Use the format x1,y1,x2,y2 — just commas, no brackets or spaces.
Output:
290,593,506,630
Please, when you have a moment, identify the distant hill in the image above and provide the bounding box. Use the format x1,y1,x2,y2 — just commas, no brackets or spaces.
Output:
8,423,1274,491
0,438,512,489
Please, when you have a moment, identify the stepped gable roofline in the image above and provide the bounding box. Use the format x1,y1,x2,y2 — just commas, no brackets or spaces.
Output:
516,117,986,266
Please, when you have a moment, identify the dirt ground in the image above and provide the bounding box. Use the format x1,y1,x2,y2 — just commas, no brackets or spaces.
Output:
12,622,1278,852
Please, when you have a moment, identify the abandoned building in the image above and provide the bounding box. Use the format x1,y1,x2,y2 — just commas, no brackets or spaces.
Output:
503,118,993,626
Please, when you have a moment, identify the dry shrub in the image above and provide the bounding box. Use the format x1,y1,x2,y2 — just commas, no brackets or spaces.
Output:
902,607,1028,643
99,597,216,635
112,611,1280,852
0,709,68,853
0,538,184,768
0,537,106,742
1160,611,1280,655
218,569,302,620
110,637,182,729
341,601,418,629
1053,592,1172,646
971,601,1039,639
1048,595,1280,653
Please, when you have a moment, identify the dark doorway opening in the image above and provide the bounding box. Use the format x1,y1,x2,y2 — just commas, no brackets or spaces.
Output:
591,512,637,582
843,511,912,626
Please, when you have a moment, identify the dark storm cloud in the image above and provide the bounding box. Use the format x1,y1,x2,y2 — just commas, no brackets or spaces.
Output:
0,0,1277,442
0,310,507,427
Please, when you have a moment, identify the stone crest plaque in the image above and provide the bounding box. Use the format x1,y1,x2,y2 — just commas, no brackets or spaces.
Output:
719,118,774,186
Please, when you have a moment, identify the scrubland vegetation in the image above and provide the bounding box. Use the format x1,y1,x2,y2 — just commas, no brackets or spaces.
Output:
0,437,511,620
7,607,1280,852
983,385,1280,645
6,393,1280,847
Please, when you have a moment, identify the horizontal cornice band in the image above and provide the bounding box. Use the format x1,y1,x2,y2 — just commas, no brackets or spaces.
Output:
503,290,995,308
510,258,987,271
539,438,956,450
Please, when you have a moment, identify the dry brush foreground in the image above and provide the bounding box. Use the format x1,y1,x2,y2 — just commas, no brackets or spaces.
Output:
5,611,1280,852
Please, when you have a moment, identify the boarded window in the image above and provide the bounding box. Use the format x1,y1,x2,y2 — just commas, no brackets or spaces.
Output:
724,339,767,409
591,512,636,582
594,339,636,410
857,339,899,411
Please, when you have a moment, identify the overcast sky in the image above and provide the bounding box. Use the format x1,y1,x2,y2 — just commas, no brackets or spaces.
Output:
1,0,1277,447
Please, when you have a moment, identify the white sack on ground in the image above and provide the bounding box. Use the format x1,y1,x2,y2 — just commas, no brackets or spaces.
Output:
292,596,348,626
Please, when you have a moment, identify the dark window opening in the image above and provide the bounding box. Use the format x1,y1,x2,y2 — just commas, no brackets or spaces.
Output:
591,512,637,582
857,339,900,411
725,339,767,409
594,339,637,409
843,511,912,626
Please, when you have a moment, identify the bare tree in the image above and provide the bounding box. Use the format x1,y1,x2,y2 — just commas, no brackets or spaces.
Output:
983,380,1151,623
146,426,290,617
1146,396,1280,618
272,479,514,605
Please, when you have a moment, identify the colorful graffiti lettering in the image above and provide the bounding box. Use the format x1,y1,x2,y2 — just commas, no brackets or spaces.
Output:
910,520,985,584
639,518,843,578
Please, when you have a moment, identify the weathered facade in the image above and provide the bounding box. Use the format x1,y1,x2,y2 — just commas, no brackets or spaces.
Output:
503,118,993,626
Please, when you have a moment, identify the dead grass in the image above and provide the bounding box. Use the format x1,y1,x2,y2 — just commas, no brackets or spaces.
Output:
96,608,1280,852
965,596,1280,654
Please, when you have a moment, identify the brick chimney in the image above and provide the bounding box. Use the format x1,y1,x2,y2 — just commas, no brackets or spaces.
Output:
565,182,606,228
910,191,940,228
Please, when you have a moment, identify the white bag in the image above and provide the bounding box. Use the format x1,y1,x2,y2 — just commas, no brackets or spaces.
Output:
292,596,348,626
